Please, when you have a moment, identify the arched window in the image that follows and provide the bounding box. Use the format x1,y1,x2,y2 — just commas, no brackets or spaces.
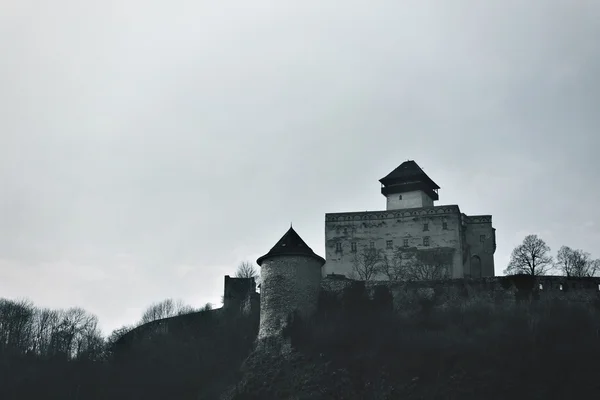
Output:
471,255,482,278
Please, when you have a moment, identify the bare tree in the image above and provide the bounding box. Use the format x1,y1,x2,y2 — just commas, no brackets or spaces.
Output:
105,325,134,357
351,247,383,281
139,298,196,325
235,261,259,279
377,247,452,281
504,234,553,276
0,298,35,355
31,308,58,356
555,246,600,277
378,251,404,281
377,247,414,281
175,299,196,316
411,248,452,280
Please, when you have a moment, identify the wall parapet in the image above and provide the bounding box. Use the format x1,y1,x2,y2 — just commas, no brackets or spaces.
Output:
464,214,493,224
320,275,600,307
113,308,224,353
325,205,461,223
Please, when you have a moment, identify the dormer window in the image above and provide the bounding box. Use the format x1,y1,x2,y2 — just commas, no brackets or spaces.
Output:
398,195,402,200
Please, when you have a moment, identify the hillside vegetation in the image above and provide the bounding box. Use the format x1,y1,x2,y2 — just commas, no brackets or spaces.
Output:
227,282,600,399
2,279,600,399
0,299,258,399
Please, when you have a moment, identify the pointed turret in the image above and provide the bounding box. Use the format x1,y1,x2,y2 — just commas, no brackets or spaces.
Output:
255,226,324,348
257,227,325,266
380,160,440,210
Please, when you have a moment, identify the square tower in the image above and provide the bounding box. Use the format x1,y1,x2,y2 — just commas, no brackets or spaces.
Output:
380,160,440,210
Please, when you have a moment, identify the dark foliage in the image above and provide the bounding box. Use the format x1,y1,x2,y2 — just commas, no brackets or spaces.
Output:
0,306,259,400
230,292,600,400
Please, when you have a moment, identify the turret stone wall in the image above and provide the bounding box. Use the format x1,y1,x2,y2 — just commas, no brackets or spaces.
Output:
258,255,323,341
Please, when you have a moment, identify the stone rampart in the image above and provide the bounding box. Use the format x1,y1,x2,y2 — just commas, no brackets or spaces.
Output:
321,274,600,312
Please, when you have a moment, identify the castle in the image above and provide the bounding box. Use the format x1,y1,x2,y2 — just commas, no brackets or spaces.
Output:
115,161,600,353
324,160,496,279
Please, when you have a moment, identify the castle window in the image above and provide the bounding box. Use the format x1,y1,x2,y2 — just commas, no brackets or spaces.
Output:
480,235,486,243
560,284,563,291
386,240,393,249
398,195,402,200
423,236,430,246
351,242,357,252
403,238,409,247
370,241,375,248
539,283,543,290
442,221,448,230
335,242,342,252
423,223,429,231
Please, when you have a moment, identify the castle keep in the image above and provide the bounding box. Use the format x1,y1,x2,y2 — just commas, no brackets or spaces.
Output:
324,160,496,279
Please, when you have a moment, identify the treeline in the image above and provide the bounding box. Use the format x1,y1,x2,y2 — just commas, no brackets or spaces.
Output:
0,296,227,399
0,296,212,362
0,298,104,361
505,234,600,277
0,261,261,399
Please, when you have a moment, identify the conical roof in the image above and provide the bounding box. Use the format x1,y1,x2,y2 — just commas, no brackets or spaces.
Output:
379,160,440,189
256,227,325,266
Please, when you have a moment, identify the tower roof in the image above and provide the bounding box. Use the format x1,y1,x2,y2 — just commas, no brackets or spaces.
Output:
379,160,440,189
256,227,325,266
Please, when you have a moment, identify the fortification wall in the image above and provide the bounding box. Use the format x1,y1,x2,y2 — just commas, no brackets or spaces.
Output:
113,308,226,354
321,275,600,311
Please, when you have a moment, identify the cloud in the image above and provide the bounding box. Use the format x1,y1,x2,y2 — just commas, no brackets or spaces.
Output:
1,0,599,334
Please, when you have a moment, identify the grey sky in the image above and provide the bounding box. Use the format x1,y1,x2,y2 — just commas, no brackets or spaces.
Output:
1,0,599,335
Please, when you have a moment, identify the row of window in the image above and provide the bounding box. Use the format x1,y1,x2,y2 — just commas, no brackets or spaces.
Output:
341,221,448,235
335,235,487,252
336,237,431,252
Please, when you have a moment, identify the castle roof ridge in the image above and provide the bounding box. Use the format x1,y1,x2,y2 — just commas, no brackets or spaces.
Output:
379,160,440,189
325,204,461,217
256,227,325,266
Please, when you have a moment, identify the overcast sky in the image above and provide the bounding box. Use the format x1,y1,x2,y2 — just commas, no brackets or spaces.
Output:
1,0,599,335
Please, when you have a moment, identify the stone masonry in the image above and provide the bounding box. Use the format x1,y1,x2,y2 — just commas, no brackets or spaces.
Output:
256,227,325,342
324,161,496,279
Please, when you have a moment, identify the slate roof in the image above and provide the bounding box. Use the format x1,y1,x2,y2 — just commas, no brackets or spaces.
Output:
256,227,325,266
379,160,440,189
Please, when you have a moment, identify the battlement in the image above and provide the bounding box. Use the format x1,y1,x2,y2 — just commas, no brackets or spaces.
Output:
325,205,462,223
463,214,493,224
321,275,600,306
